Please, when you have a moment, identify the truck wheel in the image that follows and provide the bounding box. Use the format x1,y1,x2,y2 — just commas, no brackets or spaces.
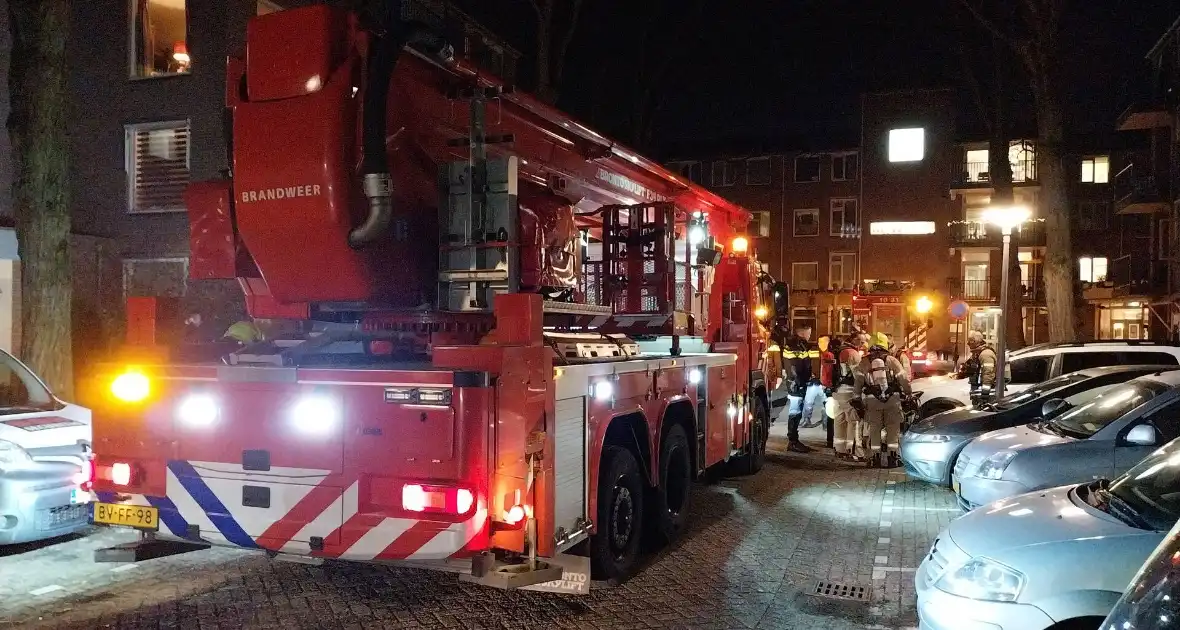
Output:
591,445,645,581
651,424,692,543
735,395,769,475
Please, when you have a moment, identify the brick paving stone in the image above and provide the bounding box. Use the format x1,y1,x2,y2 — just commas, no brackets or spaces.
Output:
0,423,948,630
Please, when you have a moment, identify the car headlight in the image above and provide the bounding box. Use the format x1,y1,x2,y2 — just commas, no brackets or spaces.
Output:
908,433,952,443
0,439,32,468
977,451,1017,480
936,557,1025,602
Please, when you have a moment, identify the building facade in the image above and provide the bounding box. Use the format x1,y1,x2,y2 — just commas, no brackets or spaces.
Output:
672,89,1148,354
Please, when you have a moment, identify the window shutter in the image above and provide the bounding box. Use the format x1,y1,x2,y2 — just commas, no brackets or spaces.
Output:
129,122,190,213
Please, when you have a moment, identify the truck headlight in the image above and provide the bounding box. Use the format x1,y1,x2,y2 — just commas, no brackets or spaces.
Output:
0,439,32,469
178,394,219,427
936,557,1025,602
977,451,1016,480
290,395,339,435
908,433,952,443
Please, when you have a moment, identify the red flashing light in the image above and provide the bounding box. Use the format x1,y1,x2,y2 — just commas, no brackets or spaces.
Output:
505,504,526,525
401,483,476,517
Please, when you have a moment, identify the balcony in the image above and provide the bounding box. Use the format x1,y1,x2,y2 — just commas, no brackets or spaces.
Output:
1116,98,1172,131
947,220,1047,248
1082,255,1168,302
952,158,1038,189
1114,163,1170,215
947,275,1045,304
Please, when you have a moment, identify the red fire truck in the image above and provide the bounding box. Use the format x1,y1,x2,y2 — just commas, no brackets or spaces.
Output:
85,4,782,591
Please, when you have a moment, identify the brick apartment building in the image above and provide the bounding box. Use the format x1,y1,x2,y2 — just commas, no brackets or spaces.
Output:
1112,14,1180,339
670,90,1141,355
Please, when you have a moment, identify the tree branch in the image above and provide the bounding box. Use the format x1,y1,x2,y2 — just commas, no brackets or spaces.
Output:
956,0,1037,77
526,0,542,17
552,0,586,89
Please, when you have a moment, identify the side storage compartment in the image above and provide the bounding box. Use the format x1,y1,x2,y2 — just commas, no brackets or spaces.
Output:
553,395,587,550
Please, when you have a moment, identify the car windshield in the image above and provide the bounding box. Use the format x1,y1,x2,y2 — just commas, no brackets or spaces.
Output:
1050,383,1159,438
992,373,1090,410
1100,518,1180,627
0,350,54,412
1108,438,1180,531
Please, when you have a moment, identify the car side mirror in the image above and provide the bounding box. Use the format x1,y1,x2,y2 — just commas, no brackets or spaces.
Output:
1041,398,1068,419
1125,424,1158,447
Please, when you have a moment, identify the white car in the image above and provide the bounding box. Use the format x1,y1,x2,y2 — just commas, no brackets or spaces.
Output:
917,435,1180,630
0,349,92,544
914,341,1180,418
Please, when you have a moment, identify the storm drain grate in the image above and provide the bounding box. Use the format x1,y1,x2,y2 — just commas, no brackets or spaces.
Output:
813,581,869,601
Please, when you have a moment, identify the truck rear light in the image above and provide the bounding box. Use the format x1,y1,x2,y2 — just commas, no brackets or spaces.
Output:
384,387,452,406
111,462,133,486
504,504,526,525
401,483,475,516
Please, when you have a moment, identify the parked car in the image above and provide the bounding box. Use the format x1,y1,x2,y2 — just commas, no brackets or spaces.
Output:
0,349,92,544
1100,516,1180,630
913,340,1180,418
953,370,1180,511
901,364,1176,486
917,435,1180,630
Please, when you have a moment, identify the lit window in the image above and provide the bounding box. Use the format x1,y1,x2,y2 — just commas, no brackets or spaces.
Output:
869,221,936,235
1081,156,1110,184
126,121,191,213
746,157,772,185
753,211,771,238
829,198,858,236
131,0,190,78
1079,257,1108,283
792,307,817,332
793,209,819,237
792,263,819,291
888,128,925,163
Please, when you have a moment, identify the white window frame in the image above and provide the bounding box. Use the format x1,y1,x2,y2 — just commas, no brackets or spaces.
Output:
831,151,858,181
829,252,856,290
829,198,858,237
792,262,820,291
794,155,822,183
746,156,772,186
129,0,191,79
1079,256,1109,283
126,120,192,214
122,256,190,300
793,208,820,237
792,307,818,331
711,160,736,187
888,128,925,163
1081,156,1110,184
753,211,771,238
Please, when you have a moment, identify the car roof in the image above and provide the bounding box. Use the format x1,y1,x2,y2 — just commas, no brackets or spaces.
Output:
1136,370,1180,388
1020,340,1180,354
1073,365,1180,376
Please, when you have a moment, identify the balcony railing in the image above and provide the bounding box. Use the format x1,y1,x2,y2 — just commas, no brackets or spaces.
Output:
947,276,1045,303
947,220,1046,248
1114,163,1170,214
954,159,1038,187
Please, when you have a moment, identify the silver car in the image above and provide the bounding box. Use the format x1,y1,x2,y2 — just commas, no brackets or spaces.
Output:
918,435,1180,630
902,365,1172,486
953,371,1180,511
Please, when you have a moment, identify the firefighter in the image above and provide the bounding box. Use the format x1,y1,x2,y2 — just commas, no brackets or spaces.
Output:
783,322,823,453
830,330,866,459
964,329,1000,403
852,332,911,467
886,333,912,378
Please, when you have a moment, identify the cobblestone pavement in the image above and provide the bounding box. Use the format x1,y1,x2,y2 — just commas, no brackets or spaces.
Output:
0,424,958,630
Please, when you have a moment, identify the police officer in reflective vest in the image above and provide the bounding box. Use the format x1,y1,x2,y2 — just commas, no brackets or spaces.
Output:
852,332,911,467
783,322,822,453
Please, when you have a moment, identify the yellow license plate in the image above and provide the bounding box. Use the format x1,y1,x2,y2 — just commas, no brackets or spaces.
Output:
92,502,159,531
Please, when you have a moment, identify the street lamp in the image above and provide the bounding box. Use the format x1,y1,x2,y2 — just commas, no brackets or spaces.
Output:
983,205,1031,400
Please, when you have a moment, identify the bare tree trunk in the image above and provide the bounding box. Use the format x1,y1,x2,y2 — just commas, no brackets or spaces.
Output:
7,0,73,395
1035,75,1077,342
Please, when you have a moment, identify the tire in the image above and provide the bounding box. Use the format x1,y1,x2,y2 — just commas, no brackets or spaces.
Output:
651,424,692,543
735,395,769,475
591,445,646,581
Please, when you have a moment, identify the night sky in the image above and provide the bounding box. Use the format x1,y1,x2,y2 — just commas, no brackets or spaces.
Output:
456,0,1180,157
